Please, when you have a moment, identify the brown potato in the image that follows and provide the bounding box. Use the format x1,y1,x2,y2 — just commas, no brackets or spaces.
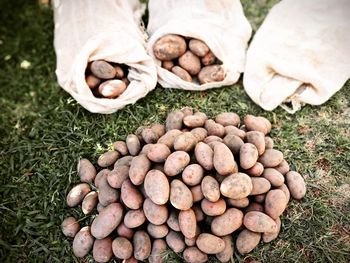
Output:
265,190,287,219
184,114,207,128
133,231,151,261
164,151,190,176
211,208,243,236
170,179,193,210
126,134,141,156
86,74,101,89
98,80,127,98
264,136,274,149
144,169,170,205
183,246,208,263
196,233,225,254
190,127,208,142
82,191,98,215
236,229,261,254
77,158,96,183
167,210,180,231
153,34,187,60
198,65,225,84
263,217,281,243
220,173,253,199
72,226,94,257
114,156,133,168
121,179,143,209
258,149,284,168
226,197,249,208
165,111,185,131
216,235,234,262
151,123,166,138
182,164,204,186
158,129,183,149
147,223,169,239
286,171,306,199
262,168,285,187
143,198,168,225
201,198,226,216
174,132,197,152
214,142,238,175
201,50,216,66
91,60,116,79
244,202,264,213
193,205,205,222
205,119,225,138
179,208,197,238
94,169,110,188
149,239,167,263
98,151,119,167
203,135,223,144
243,115,271,135
66,183,91,207
194,142,214,170
107,165,129,188
166,231,186,253
98,175,119,206
93,237,113,263
113,141,128,155
191,185,204,202
250,177,271,195
112,237,133,260
240,143,259,170
225,125,246,139
124,209,146,228
61,217,80,238
215,112,240,127
201,175,220,202
142,128,159,144
223,134,244,155
147,143,171,163
162,60,174,71
171,66,192,82
243,211,277,233
274,159,290,175
246,131,265,156
129,154,151,185
91,203,123,239
116,222,134,240
277,184,291,205
245,162,264,177
189,39,210,57
178,51,201,75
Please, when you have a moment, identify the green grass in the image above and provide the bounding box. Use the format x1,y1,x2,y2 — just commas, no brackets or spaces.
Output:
0,0,349,262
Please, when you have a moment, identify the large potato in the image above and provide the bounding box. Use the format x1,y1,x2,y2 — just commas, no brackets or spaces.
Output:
191,185,204,202
201,176,220,202
182,164,204,186
82,191,98,215
262,168,285,187
170,179,193,210
194,142,214,170
198,65,225,84
116,222,134,239
190,127,208,142
250,177,271,195
133,231,151,261
183,246,208,263
147,143,171,163
149,239,167,263
201,198,226,216
274,159,290,175
126,134,141,156
226,197,249,208
98,80,127,98
236,229,261,254
215,112,240,127
258,149,283,167
164,151,190,176
165,110,184,131
211,208,243,236
225,125,246,139
61,217,80,238
167,210,180,231
179,208,197,239
90,60,116,79
196,233,225,254
124,209,146,228
112,237,133,260
223,134,244,155
246,162,264,177
98,175,119,206
113,141,128,155
153,34,187,61
189,39,210,57
277,184,291,204
265,190,287,219
243,115,271,135
205,120,225,137
158,129,183,149
91,203,124,239
147,223,169,239
107,165,129,188
243,211,277,233
240,143,259,170
78,158,96,183
66,183,91,207
166,231,185,253
213,142,238,175
246,131,265,156
72,226,94,257
263,217,281,243
129,154,151,185
184,114,207,128
121,179,143,210
98,151,119,168
174,132,197,152
144,169,169,205
220,173,253,199
178,51,201,75
93,237,113,263
143,198,169,225
286,171,306,199
216,235,234,262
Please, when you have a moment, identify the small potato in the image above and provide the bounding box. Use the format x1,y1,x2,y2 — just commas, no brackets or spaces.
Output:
172,66,192,82
114,156,133,168
98,175,119,206
184,114,207,128
164,151,190,176
215,173,226,184
123,257,138,263
258,149,284,168
201,50,216,66
220,173,253,199
129,154,151,185
94,169,110,188
124,209,146,228
225,125,246,139
162,60,174,71
181,106,194,116
274,159,290,175
203,135,223,144
149,239,167,263
147,223,169,239
263,217,281,243
190,127,208,142
244,115,271,135
245,162,264,177
91,60,116,79
144,169,170,205
98,80,127,98
223,134,244,155
264,136,274,149
72,226,94,258
193,205,205,222
93,237,113,263
277,184,291,205
240,143,259,170
245,202,264,213
143,198,169,225
153,34,187,61
198,65,225,84
61,217,80,238
265,190,287,219
116,222,134,240
243,211,277,233
213,142,238,175
254,194,266,203
286,171,306,200
166,231,186,253
191,185,204,202
151,123,166,138
112,237,133,260
66,183,91,207
179,209,197,239
250,177,271,195
147,143,171,163
226,197,249,208
215,112,240,127
142,128,159,144
167,210,180,231
107,165,129,188
201,176,220,202
170,179,193,210
82,191,98,215
174,132,197,152
189,39,210,57
246,131,265,156
91,203,123,239
236,229,261,254
178,51,201,75
86,74,101,89
165,111,185,131
196,233,225,254
77,158,96,183
262,168,285,187
205,119,225,137
158,129,183,149
201,198,226,216
114,65,124,78
121,179,143,210
183,247,208,263
182,164,204,186
211,208,243,236
194,142,214,170
139,143,154,155
133,231,151,261
216,235,234,262
126,134,141,156
113,141,128,155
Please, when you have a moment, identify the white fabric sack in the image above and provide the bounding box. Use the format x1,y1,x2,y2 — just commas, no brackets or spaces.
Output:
147,0,252,91
244,0,350,113
53,0,157,114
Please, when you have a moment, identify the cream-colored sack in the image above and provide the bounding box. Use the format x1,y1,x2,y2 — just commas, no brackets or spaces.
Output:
53,0,157,114
244,0,350,113
147,0,252,91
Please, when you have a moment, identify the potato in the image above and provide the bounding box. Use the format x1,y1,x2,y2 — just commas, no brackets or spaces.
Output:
133,230,151,261
254,194,266,203
191,185,204,202
144,169,169,205
124,209,146,228
262,168,284,187
164,151,190,176
78,158,96,183
153,34,187,60
220,173,253,199
245,162,264,177
149,239,167,263
185,225,200,246
174,132,197,152
277,184,291,204
193,205,205,222
201,198,226,216
196,233,225,254
250,177,271,195
72,226,94,257
244,202,264,213
243,115,271,135
158,129,183,149
114,65,124,78
166,230,186,253
93,237,113,262
213,142,238,175
216,235,234,262
147,143,171,163
184,114,207,128
194,142,214,170
223,134,244,155
123,257,138,263
264,136,274,149
178,51,201,75
236,229,261,254
170,179,193,210
66,183,91,207
265,190,287,219
201,176,220,202
91,60,116,79
121,179,143,209
98,80,127,98
126,134,141,156
165,111,185,131
226,197,249,208
147,223,169,239
201,50,216,66
116,222,134,239
98,175,119,206
107,165,129,188
129,154,151,185
243,211,277,233
98,151,119,167
143,198,169,225
211,208,243,236
190,127,208,142
162,60,174,71
142,128,159,144
246,131,265,156
179,208,197,238
61,217,80,238
183,246,208,263
203,135,223,144
263,217,281,243
114,156,133,168
189,39,210,57
182,164,204,186
274,159,290,175
215,112,240,127
86,74,101,89
205,120,225,137
140,144,153,155
91,203,123,239
167,210,180,231
172,66,193,82
112,237,133,260
286,171,306,199
198,65,225,84
225,125,246,139
97,203,106,213
82,191,98,215
151,123,166,138
258,149,284,167
240,143,259,170
94,169,110,188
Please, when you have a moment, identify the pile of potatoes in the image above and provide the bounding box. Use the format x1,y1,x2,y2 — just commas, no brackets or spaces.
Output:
62,109,306,263
85,60,130,99
153,34,225,84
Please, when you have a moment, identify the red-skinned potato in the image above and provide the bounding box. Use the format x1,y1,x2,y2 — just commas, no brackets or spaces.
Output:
112,237,133,260
72,226,94,258
236,229,261,254
133,231,151,261
286,171,306,200
183,246,208,263
153,34,187,61
78,158,96,183
61,217,80,238
143,198,169,225
196,233,225,254
149,239,167,263
124,209,146,229
93,237,113,263
66,183,91,207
